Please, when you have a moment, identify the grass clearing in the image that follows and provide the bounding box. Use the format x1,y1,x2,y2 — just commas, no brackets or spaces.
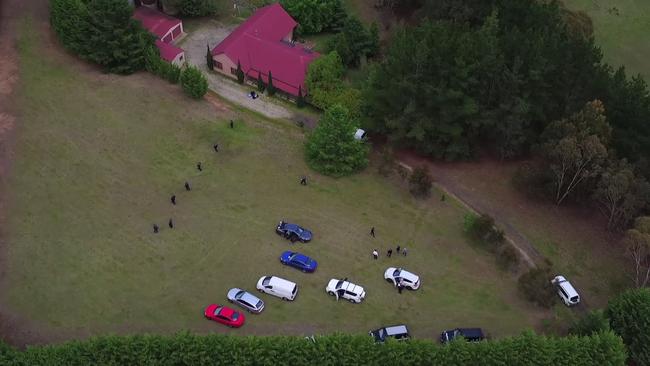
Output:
1,21,547,341
562,0,650,81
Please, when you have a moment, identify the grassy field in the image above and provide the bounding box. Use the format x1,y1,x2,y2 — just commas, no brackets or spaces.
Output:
1,24,546,341
561,0,650,81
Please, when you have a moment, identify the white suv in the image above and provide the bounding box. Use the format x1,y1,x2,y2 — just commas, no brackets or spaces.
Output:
384,267,420,290
551,275,580,306
326,278,366,303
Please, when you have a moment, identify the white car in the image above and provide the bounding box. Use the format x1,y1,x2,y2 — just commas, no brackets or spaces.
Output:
326,278,366,303
551,275,580,306
256,276,298,301
384,267,420,290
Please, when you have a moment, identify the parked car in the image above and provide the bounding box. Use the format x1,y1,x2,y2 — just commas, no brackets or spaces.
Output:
384,267,421,290
369,325,410,343
227,288,265,313
440,328,485,343
276,221,312,243
256,275,298,301
551,275,580,306
280,251,318,272
325,278,366,303
204,304,245,328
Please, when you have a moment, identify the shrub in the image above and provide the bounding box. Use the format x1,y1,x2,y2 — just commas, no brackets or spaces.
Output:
267,70,276,96
236,60,244,84
377,146,395,177
206,44,214,70
464,213,504,251
569,310,610,336
305,104,369,177
180,66,208,99
408,166,433,198
0,332,628,366
495,243,519,271
297,86,306,108
606,288,650,365
178,0,218,17
145,46,181,84
518,266,557,308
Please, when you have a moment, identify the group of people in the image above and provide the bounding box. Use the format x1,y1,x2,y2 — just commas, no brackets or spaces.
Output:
152,121,236,234
370,227,408,259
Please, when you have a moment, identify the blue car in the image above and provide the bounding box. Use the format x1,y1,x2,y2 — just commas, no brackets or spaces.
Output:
276,221,313,243
280,251,318,273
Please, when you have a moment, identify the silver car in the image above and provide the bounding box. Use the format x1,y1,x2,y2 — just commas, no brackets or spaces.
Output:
227,288,265,313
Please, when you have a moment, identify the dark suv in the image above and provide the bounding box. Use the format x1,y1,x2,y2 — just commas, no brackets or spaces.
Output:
369,325,410,343
276,221,312,243
440,328,485,343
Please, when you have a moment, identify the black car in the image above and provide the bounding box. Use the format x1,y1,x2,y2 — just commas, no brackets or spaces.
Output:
369,325,410,343
276,221,312,243
440,328,485,343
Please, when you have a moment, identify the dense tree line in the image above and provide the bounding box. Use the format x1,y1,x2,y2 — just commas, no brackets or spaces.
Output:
0,331,626,365
362,0,650,166
51,0,154,74
280,0,346,34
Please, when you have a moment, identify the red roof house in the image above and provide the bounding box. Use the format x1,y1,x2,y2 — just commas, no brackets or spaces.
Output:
133,6,185,65
211,4,319,97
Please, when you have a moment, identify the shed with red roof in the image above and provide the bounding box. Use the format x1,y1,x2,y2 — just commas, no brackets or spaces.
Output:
211,4,319,97
133,6,185,65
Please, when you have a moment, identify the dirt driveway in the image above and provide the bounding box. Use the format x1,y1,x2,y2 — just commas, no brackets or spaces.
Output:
179,22,296,120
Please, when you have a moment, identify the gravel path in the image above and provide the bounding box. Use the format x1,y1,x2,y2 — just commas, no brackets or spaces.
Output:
179,22,294,120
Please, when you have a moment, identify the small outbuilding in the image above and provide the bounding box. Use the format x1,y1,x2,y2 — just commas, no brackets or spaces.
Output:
133,6,185,66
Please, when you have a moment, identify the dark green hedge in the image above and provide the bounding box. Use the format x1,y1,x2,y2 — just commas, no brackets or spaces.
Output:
0,331,626,366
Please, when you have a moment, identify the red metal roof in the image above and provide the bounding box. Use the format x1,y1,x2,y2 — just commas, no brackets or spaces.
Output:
212,3,319,96
133,6,181,40
155,40,183,62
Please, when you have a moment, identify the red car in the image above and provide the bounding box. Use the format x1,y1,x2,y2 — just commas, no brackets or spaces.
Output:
204,304,245,328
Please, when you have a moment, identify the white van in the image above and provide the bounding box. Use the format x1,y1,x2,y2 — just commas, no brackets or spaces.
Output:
256,276,298,301
551,275,580,306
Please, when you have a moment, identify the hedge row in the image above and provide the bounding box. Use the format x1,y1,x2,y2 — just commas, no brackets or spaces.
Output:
0,331,626,366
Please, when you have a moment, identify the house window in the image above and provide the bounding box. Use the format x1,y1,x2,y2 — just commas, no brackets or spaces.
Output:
230,67,237,75
215,61,222,70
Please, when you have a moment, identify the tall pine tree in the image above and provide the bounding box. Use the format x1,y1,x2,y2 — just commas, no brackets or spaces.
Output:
206,44,214,70
236,60,244,84
267,70,276,96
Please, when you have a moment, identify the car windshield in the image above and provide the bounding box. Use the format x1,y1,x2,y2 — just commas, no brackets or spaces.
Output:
335,280,344,289
213,307,222,316
231,312,239,320
262,277,271,286
571,296,579,302
288,253,296,260
393,269,401,277
235,291,245,300
256,300,263,308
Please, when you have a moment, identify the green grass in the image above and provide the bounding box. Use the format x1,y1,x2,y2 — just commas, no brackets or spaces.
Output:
3,22,543,340
562,0,650,81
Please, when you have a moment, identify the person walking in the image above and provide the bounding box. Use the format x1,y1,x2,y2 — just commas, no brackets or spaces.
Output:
197,162,203,172
300,176,307,185
184,181,191,191
387,249,393,257
171,195,176,205
370,227,375,237
402,247,408,256
397,281,404,294
372,249,379,260
153,224,159,234
168,218,174,229
230,120,234,128
396,245,401,254
213,143,219,152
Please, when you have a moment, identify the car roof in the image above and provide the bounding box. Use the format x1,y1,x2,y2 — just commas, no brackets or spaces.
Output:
269,276,296,288
558,281,579,298
340,280,363,294
456,328,484,337
385,325,409,335
218,306,235,317
292,253,310,262
240,291,261,304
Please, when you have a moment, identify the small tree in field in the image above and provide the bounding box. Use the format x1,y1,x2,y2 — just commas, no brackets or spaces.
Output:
267,70,276,96
305,104,368,177
236,60,244,84
180,66,208,99
408,166,433,198
624,216,650,288
206,44,214,70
